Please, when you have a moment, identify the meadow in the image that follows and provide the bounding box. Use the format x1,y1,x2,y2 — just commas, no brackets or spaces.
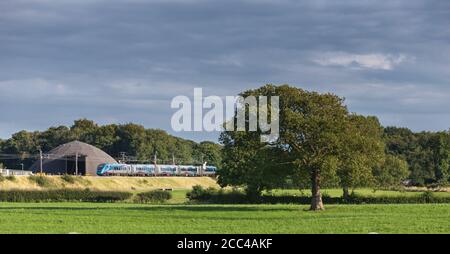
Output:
1,187,450,234
0,202,449,234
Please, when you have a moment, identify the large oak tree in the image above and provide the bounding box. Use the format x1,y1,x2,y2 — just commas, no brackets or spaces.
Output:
219,84,392,210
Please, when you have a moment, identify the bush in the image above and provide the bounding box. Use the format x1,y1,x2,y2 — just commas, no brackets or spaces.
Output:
0,189,132,202
186,186,256,204
420,191,435,203
186,185,212,200
28,175,52,187
138,179,149,184
6,175,16,182
186,186,450,204
61,174,76,184
0,175,17,182
134,190,172,204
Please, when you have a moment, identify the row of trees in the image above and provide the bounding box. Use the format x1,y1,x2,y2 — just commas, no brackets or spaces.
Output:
218,85,411,210
0,119,222,170
384,127,450,186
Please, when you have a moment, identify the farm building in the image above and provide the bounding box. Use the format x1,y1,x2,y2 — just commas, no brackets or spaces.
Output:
30,141,118,176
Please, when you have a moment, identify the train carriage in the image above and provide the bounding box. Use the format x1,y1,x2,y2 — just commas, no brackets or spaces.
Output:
202,166,217,176
97,163,217,177
157,165,178,176
97,163,156,176
178,165,199,176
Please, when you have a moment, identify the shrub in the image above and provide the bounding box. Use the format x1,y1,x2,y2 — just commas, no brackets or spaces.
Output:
0,175,17,182
61,174,76,184
5,175,16,182
186,185,210,200
0,189,132,202
420,191,435,203
139,179,149,184
134,190,172,204
187,186,253,204
28,175,52,187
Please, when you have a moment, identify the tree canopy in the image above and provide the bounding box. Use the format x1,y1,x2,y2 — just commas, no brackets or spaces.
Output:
218,84,435,210
384,127,450,186
219,85,389,210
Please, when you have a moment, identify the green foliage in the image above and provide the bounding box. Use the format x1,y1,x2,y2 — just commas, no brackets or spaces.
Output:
186,186,450,204
384,127,450,186
28,175,52,188
138,179,149,184
134,190,172,203
60,174,77,184
5,175,16,182
337,115,385,196
0,189,132,202
420,191,435,203
193,141,223,167
219,128,290,196
373,155,409,188
186,185,219,200
187,186,251,203
0,174,4,182
219,84,384,209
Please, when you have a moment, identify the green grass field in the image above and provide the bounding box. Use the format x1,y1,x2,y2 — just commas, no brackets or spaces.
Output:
0,202,449,234
1,188,449,234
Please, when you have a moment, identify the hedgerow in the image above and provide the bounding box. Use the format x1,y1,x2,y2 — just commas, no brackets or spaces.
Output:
134,190,172,204
186,186,450,204
28,175,53,187
0,189,132,202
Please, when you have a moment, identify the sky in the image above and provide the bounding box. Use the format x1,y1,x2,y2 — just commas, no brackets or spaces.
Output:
1,0,449,142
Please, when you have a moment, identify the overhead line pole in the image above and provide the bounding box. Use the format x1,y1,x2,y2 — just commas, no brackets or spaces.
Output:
39,149,43,174
75,152,79,176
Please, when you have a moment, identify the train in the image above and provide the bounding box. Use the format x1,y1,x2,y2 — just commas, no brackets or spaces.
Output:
96,163,218,177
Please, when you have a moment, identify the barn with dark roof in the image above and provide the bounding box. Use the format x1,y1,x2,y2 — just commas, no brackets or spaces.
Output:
30,141,118,176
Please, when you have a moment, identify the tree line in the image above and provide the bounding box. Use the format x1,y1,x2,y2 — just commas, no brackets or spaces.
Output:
0,119,222,170
384,127,450,186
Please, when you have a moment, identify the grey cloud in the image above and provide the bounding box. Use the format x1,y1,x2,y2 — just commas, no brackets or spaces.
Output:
0,0,449,140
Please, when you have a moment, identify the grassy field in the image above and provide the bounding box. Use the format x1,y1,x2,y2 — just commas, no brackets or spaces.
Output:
1,185,449,234
0,202,449,234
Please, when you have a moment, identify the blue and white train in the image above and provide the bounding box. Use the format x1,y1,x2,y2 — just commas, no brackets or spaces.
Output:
96,163,217,177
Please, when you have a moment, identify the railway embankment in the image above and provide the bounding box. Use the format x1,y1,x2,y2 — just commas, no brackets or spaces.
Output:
0,175,219,191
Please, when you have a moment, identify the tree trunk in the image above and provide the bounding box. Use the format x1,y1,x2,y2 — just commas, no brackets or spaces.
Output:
246,185,262,201
310,168,325,211
343,186,350,200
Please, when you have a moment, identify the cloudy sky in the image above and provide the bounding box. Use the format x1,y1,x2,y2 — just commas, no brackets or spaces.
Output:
1,0,449,142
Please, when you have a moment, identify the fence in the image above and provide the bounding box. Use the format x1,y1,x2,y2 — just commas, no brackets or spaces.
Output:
0,169,33,176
